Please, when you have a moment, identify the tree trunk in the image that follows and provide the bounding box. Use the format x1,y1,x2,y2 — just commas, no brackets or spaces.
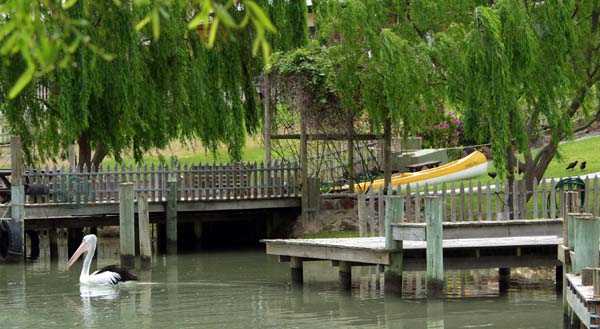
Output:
77,132,108,171
383,117,392,190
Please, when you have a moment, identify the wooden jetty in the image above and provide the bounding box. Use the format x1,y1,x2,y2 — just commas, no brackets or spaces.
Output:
263,196,564,295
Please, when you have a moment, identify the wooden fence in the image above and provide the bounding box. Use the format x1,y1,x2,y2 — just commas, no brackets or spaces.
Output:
358,176,599,237
21,161,301,205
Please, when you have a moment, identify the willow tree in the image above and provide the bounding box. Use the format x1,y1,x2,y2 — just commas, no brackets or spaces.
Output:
455,0,599,199
310,0,480,188
0,1,307,168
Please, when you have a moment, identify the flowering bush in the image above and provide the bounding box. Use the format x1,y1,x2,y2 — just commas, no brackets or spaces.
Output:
421,110,462,149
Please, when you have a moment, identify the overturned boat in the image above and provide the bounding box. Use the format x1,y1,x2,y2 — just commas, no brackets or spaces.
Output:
353,151,488,191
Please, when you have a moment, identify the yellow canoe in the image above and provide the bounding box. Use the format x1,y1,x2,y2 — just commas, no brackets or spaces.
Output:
353,151,488,191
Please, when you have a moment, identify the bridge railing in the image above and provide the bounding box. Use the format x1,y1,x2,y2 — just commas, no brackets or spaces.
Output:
358,176,599,237
22,160,301,205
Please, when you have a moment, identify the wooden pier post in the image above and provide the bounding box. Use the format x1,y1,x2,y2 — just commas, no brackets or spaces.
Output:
572,214,599,273
48,228,58,261
138,193,152,269
290,256,303,285
425,196,444,298
498,268,511,294
166,177,178,254
339,261,352,290
119,182,135,268
357,191,367,237
384,195,404,294
10,136,24,260
562,191,580,328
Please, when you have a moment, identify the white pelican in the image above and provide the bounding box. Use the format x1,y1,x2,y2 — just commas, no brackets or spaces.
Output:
65,234,138,285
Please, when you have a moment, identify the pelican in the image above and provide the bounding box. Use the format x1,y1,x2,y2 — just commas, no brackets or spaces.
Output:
65,234,138,285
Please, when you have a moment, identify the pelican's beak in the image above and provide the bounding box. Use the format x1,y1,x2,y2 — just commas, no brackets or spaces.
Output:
65,240,89,271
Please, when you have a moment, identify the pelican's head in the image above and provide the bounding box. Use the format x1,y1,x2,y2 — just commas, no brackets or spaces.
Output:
65,234,97,271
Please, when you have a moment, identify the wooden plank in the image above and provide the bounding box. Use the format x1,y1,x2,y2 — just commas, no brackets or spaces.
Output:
468,181,474,221
459,182,465,221
450,182,456,222
138,193,152,268
477,181,483,221
594,176,599,217
550,178,556,219
503,180,510,220
486,181,492,221
512,179,519,219
414,183,421,222
378,187,384,236
532,178,538,219
393,225,426,241
541,178,548,219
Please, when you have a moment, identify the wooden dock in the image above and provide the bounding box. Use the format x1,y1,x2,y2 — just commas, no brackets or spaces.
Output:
263,218,564,293
264,235,562,270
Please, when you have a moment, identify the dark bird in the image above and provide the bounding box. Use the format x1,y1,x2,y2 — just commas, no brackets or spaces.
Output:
487,171,497,179
580,161,587,171
566,160,578,170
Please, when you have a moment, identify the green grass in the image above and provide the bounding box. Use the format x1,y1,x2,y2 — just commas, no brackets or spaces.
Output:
448,135,600,187
104,136,267,166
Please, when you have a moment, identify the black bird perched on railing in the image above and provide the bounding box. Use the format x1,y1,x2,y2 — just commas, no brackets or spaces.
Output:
487,171,497,179
580,161,587,171
566,160,578,170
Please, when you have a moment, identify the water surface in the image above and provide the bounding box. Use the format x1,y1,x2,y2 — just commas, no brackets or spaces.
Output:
0,239,561,328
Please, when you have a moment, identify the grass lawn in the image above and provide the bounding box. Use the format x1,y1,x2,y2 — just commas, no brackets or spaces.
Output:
103,135,267,166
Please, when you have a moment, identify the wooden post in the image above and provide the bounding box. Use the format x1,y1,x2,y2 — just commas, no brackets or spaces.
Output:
263,73,271,165
10,136,24,260
138,193,152,269
357,190,367,237
385,196,404,250
572,214,600,273
384,195,405,294
48,228,58,261
594,269,600,298
339,260,352,290
166,177,178,254
300,106,309,224
563,191,579,249
347,138,355,193
383,118,392,190
119,183,135,268
498,268,511,294
307,177,321,225
425,196,444,297
290,256,303,285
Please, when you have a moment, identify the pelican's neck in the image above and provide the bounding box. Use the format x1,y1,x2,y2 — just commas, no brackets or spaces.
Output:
80,240,96,283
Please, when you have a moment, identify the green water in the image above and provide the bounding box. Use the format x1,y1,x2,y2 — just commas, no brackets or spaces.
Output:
0,239,561,328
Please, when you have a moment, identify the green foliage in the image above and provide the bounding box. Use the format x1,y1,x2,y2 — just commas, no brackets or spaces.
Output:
0,0,308,165
0,0,276,100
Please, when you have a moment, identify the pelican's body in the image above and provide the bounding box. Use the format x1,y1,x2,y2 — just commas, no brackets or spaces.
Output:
66,234,138,285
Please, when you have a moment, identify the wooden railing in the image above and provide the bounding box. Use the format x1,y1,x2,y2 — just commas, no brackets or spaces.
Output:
22,161,301,205
358,176,599,236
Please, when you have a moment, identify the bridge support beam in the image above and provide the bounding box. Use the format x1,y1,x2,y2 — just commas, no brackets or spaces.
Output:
166,178,178,254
